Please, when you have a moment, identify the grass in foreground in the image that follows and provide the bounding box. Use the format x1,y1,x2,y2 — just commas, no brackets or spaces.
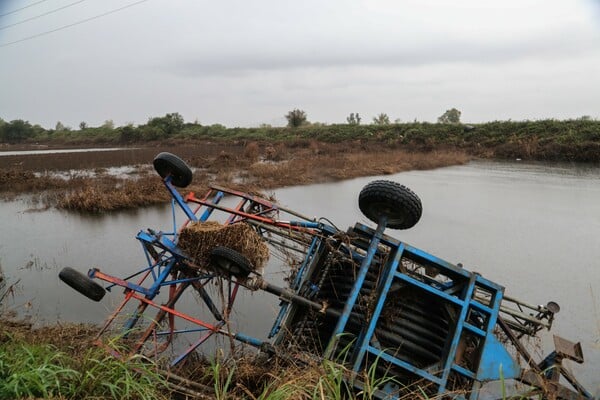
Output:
0,321,462,400
0,337,169,399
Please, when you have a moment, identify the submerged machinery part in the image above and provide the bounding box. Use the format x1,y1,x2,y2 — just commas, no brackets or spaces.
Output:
374,287,452,368
279,244,455,381
278,251,372,354
56,150,596,400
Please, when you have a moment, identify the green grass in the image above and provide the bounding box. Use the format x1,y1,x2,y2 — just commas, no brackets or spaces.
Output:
3,117,600,161
0,337,169,400
74,349,168,400
0,338,478,399
209,355,236,400
0,340,78,399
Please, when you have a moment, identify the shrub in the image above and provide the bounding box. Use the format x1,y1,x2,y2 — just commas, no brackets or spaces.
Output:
285,109,308,128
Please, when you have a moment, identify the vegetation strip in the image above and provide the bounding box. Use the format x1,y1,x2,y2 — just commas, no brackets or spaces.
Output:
0,321,451,399
2,116,600,161
0,142,468,212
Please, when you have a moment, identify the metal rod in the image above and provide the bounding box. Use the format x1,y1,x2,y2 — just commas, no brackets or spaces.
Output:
497,316,541,373
259,280,341,318
325,216,387,359
210,184,316,222
481,298,553,329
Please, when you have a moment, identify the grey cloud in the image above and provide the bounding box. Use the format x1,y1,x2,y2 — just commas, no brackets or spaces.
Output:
166,28,599,77
1,0,599,127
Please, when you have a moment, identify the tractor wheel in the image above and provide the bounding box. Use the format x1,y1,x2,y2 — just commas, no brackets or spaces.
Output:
209,247,253,279
153,152,193,188
58,267,105,302
358,180,422,229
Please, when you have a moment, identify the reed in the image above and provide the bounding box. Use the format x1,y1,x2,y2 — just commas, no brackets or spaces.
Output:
1,141,469,213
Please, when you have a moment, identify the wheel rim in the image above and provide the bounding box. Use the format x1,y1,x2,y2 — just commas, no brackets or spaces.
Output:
215,257,242,276
358,180,422,229
363,200,410,226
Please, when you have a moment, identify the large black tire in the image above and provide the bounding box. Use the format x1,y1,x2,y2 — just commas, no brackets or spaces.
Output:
58,267,105,302
209,246,253,279
358,180,422,229
153,152,193,188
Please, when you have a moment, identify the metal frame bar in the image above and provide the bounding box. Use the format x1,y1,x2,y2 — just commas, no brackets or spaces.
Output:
80,171,593,400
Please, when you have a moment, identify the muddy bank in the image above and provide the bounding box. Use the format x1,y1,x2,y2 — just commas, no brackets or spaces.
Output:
0,141,469,212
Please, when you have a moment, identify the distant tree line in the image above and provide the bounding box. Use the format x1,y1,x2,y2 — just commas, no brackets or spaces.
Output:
0,107,462,143
3,112,600,163
0,113,190,144
0,118,41,142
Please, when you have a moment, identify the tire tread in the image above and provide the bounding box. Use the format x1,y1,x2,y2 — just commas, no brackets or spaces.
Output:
153,152,193,188
58,267,105,302
358,180,422,229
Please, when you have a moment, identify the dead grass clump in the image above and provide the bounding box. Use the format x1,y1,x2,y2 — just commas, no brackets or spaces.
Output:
243,141,260,161
0,321,97,356
3,141,471,214
247,160,311,188
242,149,468,190
0,168,71,194
216,150,237,168
178,221,269,270
308,139,321,155
56,177,170,213
264,145,277,160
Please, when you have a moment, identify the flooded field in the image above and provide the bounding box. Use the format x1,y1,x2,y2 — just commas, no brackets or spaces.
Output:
0,147,135,157
1,160,599,393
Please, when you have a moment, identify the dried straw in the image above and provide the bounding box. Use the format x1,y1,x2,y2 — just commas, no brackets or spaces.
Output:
178,221,269,271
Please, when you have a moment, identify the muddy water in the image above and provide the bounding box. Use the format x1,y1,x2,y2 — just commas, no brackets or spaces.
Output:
0,147,133,156
1,161,599,393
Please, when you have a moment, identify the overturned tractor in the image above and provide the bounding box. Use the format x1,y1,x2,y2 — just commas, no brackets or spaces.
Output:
60,152,595,399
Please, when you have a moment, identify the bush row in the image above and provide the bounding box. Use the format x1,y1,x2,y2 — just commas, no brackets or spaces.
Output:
2,118,600,161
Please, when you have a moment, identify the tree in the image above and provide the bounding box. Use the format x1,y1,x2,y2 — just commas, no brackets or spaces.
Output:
79,121,88,130
0,119,35,143
372,113,390,125
148,112,185,135
102,120,115,129
346,112,361,125
118,124,140,143
438,108,461,124
285,109,308,128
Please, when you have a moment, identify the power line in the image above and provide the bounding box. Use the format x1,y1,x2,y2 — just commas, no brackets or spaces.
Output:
0,0,88,31
0,0,53,18
0,0,150,48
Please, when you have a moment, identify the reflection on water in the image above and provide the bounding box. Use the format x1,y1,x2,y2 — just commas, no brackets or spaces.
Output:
1,160,599,392
34,165,151,180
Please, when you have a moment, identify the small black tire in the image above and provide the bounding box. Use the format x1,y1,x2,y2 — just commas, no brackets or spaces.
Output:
59,267,105,302
358,180,422,229
153,152,193,188
209,246,253,279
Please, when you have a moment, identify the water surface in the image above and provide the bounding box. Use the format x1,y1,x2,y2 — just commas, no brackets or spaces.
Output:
1,160,598,393
0,147,134,156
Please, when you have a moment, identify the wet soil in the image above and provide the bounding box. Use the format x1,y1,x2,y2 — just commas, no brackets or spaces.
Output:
0,140,469,212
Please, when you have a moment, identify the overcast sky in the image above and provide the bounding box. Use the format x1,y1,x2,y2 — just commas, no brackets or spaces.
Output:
1,0,599,128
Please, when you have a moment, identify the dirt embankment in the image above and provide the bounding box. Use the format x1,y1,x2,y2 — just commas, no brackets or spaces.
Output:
0,140,469,212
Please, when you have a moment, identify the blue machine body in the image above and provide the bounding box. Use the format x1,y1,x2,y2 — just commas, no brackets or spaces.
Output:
269,219,522,399
62,158,593,400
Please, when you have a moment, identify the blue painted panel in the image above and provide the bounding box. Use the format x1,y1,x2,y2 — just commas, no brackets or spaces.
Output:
477,334,521,381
